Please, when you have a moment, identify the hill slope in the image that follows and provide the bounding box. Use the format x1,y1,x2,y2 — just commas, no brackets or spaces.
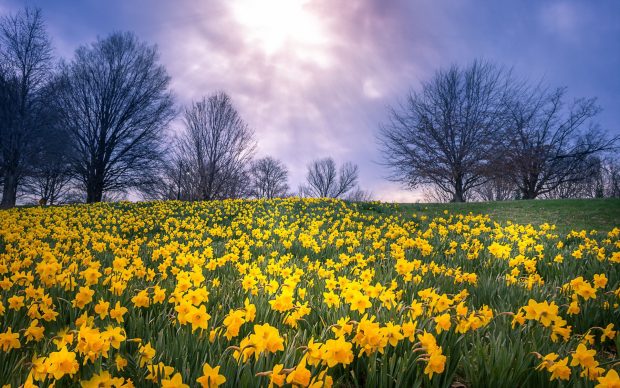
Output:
399,198,620,233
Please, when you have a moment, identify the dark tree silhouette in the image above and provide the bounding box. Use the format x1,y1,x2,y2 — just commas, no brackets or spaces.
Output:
0,7,53,208
502,86,617,199
601,158,620,198
56,32,175,203
301,157,358,198
21,77,74,205
345,187,373,202
138,142,201,201
540,156,602,199
379,60,512,202
248,156,289,199
179,92,255,200
471,177,516,202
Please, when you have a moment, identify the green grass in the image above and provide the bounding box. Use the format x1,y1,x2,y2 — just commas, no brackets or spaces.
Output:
400,198,620,233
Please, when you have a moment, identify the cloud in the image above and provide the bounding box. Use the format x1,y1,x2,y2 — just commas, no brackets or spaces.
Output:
372,182,424,203
140,0,448,197
363,79,383,99
539,1,583,40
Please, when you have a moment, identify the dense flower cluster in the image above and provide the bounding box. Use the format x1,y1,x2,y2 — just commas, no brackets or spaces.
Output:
0,198,618,387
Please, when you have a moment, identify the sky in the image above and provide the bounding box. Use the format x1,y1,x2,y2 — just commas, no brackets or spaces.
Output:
3,0,620,202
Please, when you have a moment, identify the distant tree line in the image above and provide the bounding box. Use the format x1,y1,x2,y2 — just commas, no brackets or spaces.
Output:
0,7,367,208
379,60,619,202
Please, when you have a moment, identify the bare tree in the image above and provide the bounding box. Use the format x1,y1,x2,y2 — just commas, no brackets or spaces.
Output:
178,92,255,200
55,32,175,203
471,175,516,201
139,148,192,201
21,151,73,205
345,186,373,202
539,155,620,200
502,86,617,199
422,184,463,203
20,78,74,205
300,157,359,198
0,7,53,208
248,156,289,199
602,157,620,198
540,156,601,199
379,60,512,202
0,68,18,199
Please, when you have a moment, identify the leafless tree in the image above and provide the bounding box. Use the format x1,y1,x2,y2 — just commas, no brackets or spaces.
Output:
178,92,255,200
21,156,73,205
379,60,513,202
139,151,190,201
471,175,516,201
56,32,175,203
248,156,289,199
540,156,601,199
345,187,373,202
20,78,74,205
0,7,53,208
137,134,213,201
0,68,18,199
502,86,617,199
300,157,359,198
602,157,620,198
422,185,464,203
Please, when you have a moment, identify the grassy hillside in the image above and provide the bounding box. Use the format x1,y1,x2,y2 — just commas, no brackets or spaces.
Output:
0,198,619,386
400,198,620,233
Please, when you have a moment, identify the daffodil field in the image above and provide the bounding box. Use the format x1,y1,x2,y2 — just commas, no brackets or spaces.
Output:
0,198,619,387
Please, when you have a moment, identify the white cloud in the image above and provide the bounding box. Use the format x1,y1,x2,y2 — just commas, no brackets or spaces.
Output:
363,78,382,99
540,2,582,40
373,182,424,203
56,0,444,201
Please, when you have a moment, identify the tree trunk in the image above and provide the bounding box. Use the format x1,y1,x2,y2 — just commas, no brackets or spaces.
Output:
86,174,104,203
521,180,538,200
452,176,465,202
0,170,18,208
86,186,103,203
520,171,541,200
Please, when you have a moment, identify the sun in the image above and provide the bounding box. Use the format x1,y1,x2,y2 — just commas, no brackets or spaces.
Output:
230,0,329,64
